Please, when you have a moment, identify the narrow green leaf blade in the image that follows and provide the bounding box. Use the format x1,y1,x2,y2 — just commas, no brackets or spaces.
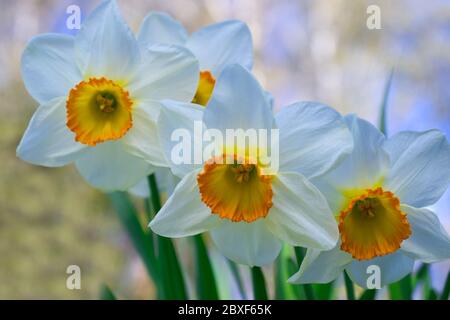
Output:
147,173,187,300
251,267,268,300
194,235,219,299
389,275,412,300
99,284,117,300
359,289,377,300
439,270,450,300
108,192,158,281
313,283,334,300
344,270,355,300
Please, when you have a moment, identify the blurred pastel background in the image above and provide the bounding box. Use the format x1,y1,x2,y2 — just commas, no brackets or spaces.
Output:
0,0,449,299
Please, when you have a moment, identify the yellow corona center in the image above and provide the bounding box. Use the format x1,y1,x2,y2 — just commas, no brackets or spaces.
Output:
192,70,216,106
338,187,411,260
66,77,133,146
197,155,273,222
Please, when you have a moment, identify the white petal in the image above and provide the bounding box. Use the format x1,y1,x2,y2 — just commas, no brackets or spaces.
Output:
276,102,353,179
149,170,221,237
400,205,450,263
75,141,154,191
186,20,253,75
128,178,149,198
129,167,180,198
311,115,389,213
266,172,339,250
137,11,188,45
204,64,274,133
346,251,415,288
289,246,352,284
17,97,86,166
74,0,140,79
384,130,450,207
21,33,81,104
157,100,205,178
210,220,282,266
128,44,198,102
121,101,167,167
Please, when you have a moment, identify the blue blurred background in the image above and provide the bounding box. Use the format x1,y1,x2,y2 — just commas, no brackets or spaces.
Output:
0,0,449,299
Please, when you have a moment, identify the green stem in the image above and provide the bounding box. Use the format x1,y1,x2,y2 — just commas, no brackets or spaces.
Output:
147,173,187,299
251,267,268,300
344,270,355,300
194,234,219,299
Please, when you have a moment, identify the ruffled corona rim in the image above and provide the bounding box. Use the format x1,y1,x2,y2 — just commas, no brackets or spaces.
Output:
197,155,273,222
338,187,411,260
66,77,133,146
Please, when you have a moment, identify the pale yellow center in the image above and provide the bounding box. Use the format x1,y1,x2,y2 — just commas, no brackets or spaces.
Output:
66,77,133,146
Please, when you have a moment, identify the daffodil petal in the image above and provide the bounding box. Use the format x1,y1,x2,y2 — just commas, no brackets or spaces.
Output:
128,44,198,102
186,20,253,75
157,100,205,178
74,0,140,80
129,167,180,198
137,11,188,45
400,204,450,263
276,102,353,179
210,220,282,266
17,97,86,166
121,101,167,167
288,246,352,284
75,141,154,191
265,172,339,249
149,170,221,237
346,251,414,288
384,130,450,207
204,64,273,133
311,115,389,213
21,33,82,104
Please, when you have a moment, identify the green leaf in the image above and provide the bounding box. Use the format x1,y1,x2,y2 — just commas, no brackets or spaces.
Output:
274,246,297,300
388,275,412,300
146,174,188,300
251,267,268,300
427,289,438,300
439,270,450,300
293,247,315,300
227,259,247,299
378,68,394,136
313,283,334,300
108,192,158,281
286,259,306,299
157,236,187,299
343,270,355,300
99,284,117,300
193,235,219,299
359,289,377,300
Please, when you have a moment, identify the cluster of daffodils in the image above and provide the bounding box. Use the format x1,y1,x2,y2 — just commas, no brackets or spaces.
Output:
18,0,450,289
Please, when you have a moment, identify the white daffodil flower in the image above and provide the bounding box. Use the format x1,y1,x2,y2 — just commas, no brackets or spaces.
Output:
289,115,450,288
137,11,253,107
17,0,199,191
129,12,273,197
149,64,353,266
